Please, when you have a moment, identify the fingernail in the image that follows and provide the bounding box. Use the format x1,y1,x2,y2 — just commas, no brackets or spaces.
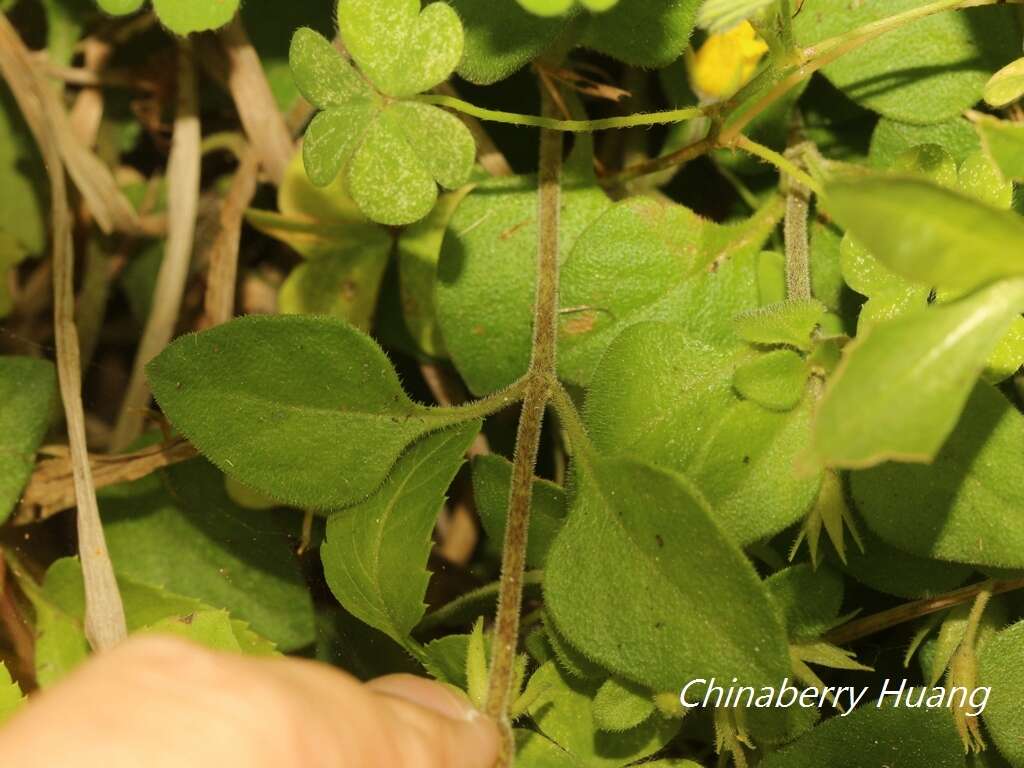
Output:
368,674,483,722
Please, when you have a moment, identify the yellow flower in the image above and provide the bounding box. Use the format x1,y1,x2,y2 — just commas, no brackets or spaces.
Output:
688,21,769,102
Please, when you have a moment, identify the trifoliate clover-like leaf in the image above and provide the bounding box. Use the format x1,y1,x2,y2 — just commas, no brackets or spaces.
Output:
517,0,618,16
95,0,240,35
290,23,474,225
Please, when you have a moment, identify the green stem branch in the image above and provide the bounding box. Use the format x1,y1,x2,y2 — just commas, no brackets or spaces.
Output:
417,93,703,132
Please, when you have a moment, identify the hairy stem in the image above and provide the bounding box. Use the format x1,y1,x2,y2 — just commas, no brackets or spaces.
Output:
417,93,703,132
783,152,812,301
734,135,823,197
484,85,563,754
825,577,1024,646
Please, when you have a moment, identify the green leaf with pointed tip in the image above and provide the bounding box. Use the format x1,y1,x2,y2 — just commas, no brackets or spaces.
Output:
978,620,1024,766
813,279,1024,469
733,349,807,412
449,0,568,85
984,57,1024,108
545,457,791,692
585,322,819,545
975,114,1024,183
829,176,1024,294
96,0,240,34
148,315,477,509
734,300,826,351
525,661,679,768
338,0,463,99
765,564,843,641
322,423,479,649
592,677,655,733
579,0,701,69
101,460,313,650
761,701,963,768
794,0,1018,124
0,357,57,523
0,661,22,725
851,383,1024,568
472,454,566,569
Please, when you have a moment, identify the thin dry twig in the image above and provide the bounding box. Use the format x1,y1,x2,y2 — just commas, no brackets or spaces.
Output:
0,14,127,651
15,439,198,523
200,147,260,328
112,41,201,451
219,16,293,185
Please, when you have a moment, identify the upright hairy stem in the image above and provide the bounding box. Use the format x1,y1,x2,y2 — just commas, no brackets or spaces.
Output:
484,85,563,754
783,160,811,301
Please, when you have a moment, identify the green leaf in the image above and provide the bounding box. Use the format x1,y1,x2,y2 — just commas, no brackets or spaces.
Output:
248,154,393,330
148,315,479,508
984,56,1024,108
958,149,1014,211
592,677,655,732
869,116,981,168
398,186,474,357
837,526,972,600
437,170,612,395
794,0,1018,124
472,454,567,569
516,0,574,16
585,322,819,545
0,357,57,523
322,423,479,649
0,89,46,264
734,300,827,351
812,279,1024,468
339,0,463,99
514,728,579,767
525,661,679,767
242,2,338,109
579,0,700,69
35,558,277,664
851,383,1024,568
96,0,240,34
0,661,23,725
765,564,844,641
975,114,1024,183
732,349,807,412
761,701,963,768
290,26,474,225
978,620,1024,766
545,457,791,692
449,0,568,85
101,460,314,650
558,196,781,386
827,175,1024,294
